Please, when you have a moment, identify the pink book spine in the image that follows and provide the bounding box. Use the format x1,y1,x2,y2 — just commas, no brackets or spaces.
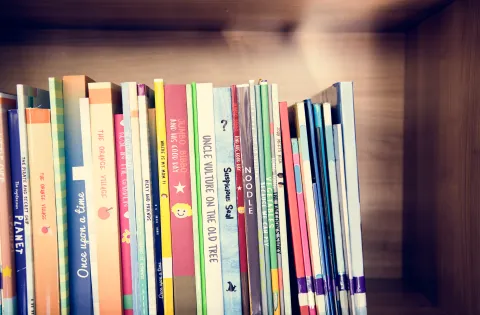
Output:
114,114,133,315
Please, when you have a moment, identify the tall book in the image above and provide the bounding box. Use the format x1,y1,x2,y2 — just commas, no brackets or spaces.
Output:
63,75,94,314
231,85,249,315
153,79,174,315
8,110,25,315
213,87,242,314
26,108,61,314
138,84,158,314
148,108,164,314
0,93,17,315
17,84,50,314
196,83,223,314
279,102,310,315
187,84,203,314
48,78,70,314
237,84,262,315
114,114,134,315
293,102,326,315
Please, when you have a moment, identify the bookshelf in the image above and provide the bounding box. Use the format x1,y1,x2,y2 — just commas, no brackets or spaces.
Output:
0,0,474,314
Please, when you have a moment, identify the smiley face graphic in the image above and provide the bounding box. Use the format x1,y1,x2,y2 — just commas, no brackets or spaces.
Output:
172,203,192,219
237,206,245,214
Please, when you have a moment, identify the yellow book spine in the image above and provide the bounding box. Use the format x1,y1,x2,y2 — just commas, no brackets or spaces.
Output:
154,79,174,315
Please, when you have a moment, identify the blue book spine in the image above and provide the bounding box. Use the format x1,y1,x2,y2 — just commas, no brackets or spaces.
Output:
8,110,27,315
213,87,242,314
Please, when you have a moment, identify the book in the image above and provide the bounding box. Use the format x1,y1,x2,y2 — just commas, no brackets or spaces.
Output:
231,84,249,315
88,83,123,313
138,84,158,314
8,110,26,315
253,83,272,315
26,108,61,314
114,114,134,315
17,84,50,315
153,79,174,315
164,84,197,314
0,93,17,315
213,87,242,314
48,78,70,315
63,75,94,315
237,84,262,315
148,108,164,313
187,84,203,314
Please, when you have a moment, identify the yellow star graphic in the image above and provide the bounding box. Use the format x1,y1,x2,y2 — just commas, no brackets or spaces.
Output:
3,266,12,277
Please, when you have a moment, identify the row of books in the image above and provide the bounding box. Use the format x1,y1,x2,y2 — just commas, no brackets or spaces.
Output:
0,78,366,315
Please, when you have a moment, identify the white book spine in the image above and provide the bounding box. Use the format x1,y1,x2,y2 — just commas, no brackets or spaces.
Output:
197,83,224,315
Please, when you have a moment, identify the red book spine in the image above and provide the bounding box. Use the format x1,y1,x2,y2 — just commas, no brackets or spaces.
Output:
165,84,196,313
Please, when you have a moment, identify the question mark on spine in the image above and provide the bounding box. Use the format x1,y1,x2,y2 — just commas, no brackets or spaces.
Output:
221,119,227,131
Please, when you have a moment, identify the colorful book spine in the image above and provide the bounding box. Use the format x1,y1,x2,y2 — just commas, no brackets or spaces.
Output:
196,83,223,314
88,83,123,314
187,84,204,314
254,84,272,315
213,87,242,314
0,94,17,315
0,246,2,315
164,84,197,314
154,79,174,315
260,82,280,315
237,84,262,315
291,139,316,315
279,102,309,315
48,78,70,315
17,85,50,314
8,110,26,315
114,114,134,315
294,102,326,315
231,84,249,315
26,108,61,314
148,108,164,314
333,124,355,314
138,85,158,314
320,104,349,314
63,75,94,315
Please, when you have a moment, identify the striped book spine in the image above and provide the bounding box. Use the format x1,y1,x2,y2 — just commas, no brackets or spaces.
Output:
213,87,242,314
88,83,123,314
186,84,203,314
148,108,164,314
114,114,134,315
63,75,94,315
26,108,61,314
138,85,158,314
231,85,249,315
154,79,174,315
0,93,17,315
48,78,69,314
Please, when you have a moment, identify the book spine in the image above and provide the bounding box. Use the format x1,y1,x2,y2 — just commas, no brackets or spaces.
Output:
121,83,140,314
114,114,134,315
291,139,316,315
154,79,174,315
196,83,223,314
253,84,272,315
271,94,291,315
260,82,280,315
0,96,16,314
48,78,70,315
294,102,326,315
26,108,61,314
8,110,26,315
186,84,203,314
333,124,355,315
63,75,94,315
213,87,242,314
231,85,249,315
138,85,158,314
148,108,164,314
237,84,262,315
